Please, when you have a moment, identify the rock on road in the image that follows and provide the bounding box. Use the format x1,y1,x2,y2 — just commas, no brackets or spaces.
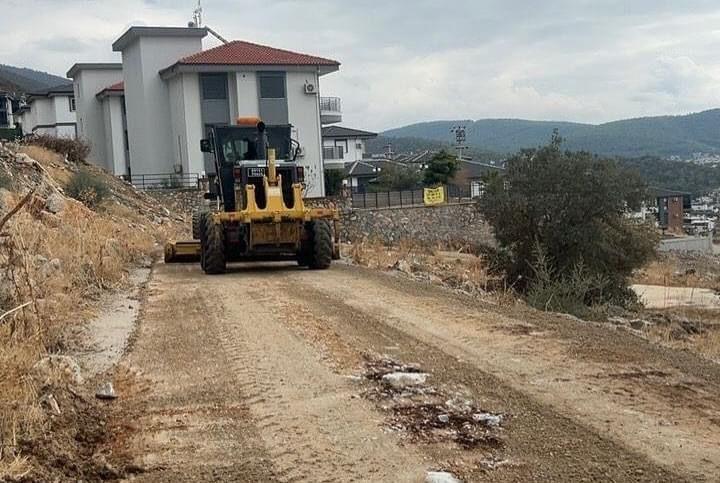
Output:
109,261,720,482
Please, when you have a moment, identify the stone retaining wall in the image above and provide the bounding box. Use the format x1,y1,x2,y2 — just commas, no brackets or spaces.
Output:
340,202,495,247
147,190,495,249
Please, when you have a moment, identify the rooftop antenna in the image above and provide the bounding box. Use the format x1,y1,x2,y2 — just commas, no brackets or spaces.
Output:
193,0,203,27
187,0,229,44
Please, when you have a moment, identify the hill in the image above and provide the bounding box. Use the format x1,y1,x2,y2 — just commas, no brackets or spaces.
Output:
383,109,720,159
0,64,70,94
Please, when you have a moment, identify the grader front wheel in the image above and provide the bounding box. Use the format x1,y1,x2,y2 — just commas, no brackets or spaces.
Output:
308,220,332,270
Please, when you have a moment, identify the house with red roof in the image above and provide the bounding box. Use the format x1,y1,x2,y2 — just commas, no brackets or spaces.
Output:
69,26,341,197
67,63,124,172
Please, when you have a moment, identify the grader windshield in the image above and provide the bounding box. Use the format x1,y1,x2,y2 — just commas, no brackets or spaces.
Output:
213,125,293,164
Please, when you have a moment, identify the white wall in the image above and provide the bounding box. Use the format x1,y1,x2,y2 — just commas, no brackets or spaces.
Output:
53,96,75,124
31,97,53,131
121,35,203,175
182,74,203,174
286,71,324,197
168,73,204,175
73,68,123,170
102,96,127,175
234,71,259,118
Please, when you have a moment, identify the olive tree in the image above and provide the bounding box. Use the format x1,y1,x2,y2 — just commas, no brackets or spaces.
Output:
479,133,657,308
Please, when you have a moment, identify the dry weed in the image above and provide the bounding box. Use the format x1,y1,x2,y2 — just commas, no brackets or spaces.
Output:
348,239,504,299
642,307,720,362
0,146,183,475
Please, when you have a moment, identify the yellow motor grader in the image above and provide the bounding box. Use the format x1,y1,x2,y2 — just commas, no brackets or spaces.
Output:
164,117,339,274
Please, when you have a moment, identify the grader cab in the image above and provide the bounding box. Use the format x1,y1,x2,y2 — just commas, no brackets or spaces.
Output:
164,118,339,274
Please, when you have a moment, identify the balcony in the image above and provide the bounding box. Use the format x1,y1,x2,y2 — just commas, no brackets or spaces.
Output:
320,96,342,124
323,146,345,161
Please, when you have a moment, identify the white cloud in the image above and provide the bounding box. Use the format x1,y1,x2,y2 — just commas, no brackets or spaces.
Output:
2,0,720,130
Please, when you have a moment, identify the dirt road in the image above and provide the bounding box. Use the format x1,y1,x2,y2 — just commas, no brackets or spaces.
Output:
109,262,720,481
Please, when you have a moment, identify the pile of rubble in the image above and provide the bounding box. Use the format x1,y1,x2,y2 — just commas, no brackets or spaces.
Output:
360,355,505,450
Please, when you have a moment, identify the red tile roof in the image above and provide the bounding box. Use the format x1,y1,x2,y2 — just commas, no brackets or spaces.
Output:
96,81,125,98
176,40,340,67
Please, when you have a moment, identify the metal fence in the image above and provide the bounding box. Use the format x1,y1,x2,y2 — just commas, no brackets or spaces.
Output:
323,146,344,160
350,185,469,209
127,173,200,190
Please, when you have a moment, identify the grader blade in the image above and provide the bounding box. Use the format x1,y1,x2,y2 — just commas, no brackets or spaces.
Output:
164,240,201,263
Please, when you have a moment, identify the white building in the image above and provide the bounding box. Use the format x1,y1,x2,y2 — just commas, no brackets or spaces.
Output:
16,84,76,137
322,126,377,167
68,26,340,197
66,63,124,173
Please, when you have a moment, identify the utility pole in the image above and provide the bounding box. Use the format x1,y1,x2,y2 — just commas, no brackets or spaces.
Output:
384,142,394,159
450,125,468,160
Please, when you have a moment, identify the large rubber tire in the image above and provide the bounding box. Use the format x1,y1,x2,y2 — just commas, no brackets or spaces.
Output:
199,212,209,270
308,220,332,270
203,220,226,274
191,211,205,240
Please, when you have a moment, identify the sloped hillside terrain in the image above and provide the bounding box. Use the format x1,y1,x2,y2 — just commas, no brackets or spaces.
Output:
0,141,186,481
0,64,69,95
384,108,720,158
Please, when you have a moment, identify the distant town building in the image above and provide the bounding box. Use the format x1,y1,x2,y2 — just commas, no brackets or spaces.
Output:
321,126,377,167
655,189,691,234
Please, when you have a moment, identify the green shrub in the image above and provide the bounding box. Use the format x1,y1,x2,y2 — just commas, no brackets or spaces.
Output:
479,131,658,308
66,169,108,207
324,168,345,196
26,134,90,163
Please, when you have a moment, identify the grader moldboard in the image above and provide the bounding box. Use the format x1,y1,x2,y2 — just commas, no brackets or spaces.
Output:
164,117,340,274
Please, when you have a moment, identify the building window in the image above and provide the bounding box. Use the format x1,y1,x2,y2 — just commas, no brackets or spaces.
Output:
201,74,228,100
259,72,286,99
69,97,76,112
335,139,348,153
356,142,363,150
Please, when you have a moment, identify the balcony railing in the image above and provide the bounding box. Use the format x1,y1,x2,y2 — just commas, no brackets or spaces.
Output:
320,97,342,112
323,146,344,160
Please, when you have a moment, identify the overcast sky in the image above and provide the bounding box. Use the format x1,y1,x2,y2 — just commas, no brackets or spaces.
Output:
3,0,720,131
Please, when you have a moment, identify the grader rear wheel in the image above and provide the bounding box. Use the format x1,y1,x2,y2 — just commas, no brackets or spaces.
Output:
202,220,226,274
192,210,210,240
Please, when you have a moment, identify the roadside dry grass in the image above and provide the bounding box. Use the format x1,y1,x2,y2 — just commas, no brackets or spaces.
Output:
641,307,720,363
0,144,184,479
346,239,509,302
633,251,720,290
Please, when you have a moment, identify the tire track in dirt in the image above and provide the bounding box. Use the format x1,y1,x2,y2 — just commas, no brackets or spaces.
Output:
268,273,683,481
204,269,428,482
110,266,274,482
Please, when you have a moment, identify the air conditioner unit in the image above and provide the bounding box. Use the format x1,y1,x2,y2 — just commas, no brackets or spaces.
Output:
304,82,317,95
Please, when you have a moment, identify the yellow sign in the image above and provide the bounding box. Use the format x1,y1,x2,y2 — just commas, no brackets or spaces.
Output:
423,186,446,205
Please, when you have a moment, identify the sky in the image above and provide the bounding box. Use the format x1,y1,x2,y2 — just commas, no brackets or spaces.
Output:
3,0,720,131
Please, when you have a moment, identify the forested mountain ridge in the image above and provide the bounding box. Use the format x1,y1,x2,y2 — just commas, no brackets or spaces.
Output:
383,109,720,159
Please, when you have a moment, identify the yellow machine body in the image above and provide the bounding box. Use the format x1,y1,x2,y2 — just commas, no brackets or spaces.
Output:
164,148,340,264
